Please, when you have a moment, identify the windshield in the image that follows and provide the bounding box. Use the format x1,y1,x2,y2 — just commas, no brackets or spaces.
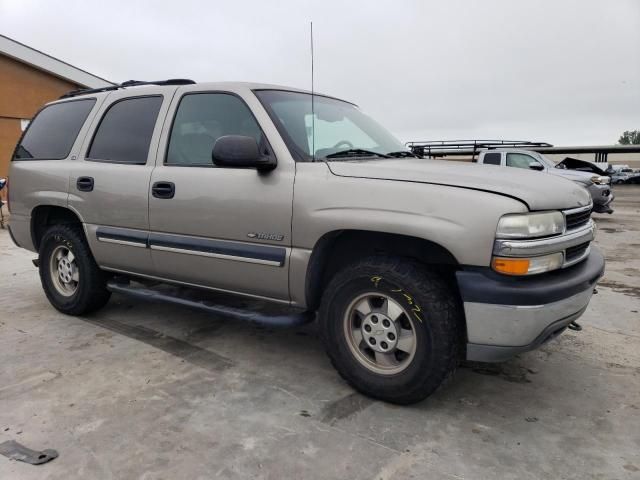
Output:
532,152,556,168
254,90,407,161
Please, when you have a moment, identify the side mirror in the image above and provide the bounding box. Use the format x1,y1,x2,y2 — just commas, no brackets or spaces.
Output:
529,161,545,171
212,135,276,171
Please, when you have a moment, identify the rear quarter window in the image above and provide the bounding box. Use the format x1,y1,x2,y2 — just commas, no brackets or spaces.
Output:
13,99,96,161
87,96,162,164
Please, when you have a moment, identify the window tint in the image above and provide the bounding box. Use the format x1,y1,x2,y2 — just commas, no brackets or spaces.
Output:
13,99,95,160
166,93,263,166
483,152,501,165
506,153,538,169
88,96,162,164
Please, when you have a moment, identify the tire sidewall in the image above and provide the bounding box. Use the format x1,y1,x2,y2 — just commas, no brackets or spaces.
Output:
322,262,453,396
39,226,93,312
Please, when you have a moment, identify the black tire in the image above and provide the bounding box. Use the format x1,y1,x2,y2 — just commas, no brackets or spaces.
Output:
39,224,111,315
319,256,462,405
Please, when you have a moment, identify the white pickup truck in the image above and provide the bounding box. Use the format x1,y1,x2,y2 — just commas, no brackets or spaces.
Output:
475,149,614,214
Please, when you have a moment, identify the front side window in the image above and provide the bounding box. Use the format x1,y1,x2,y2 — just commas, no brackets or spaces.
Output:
483,152,501,165
166,93,263,166
255,90,405,161
88,96,162,164
13,99,96,160
506,153,539,169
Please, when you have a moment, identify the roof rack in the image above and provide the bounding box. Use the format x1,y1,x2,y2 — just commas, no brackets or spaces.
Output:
406,140,553,157
60,78,196,99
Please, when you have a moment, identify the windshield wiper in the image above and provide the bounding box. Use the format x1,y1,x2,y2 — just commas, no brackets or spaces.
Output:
324,149,390,160
386,151,418,158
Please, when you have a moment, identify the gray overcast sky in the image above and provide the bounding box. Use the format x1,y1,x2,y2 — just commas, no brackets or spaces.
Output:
1,0,638,145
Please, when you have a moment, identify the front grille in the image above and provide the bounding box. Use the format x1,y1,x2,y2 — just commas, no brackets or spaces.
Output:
565,208,591,230
565,242,589,262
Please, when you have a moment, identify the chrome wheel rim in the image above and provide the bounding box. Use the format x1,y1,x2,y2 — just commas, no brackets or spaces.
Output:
49,245,79,296
343,292,417,375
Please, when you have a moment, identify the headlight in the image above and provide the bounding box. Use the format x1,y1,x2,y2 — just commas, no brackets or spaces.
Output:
495,211,565,239
492,253,564,276
591,175,610,185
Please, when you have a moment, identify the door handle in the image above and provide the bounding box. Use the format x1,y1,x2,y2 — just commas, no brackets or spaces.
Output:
152,181,175,199
77,176,94,192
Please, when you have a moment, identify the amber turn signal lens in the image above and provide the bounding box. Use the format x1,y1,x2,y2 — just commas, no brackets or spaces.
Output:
492,257,531,275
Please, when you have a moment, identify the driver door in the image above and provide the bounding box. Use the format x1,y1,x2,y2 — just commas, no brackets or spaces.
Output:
148,89,295,301
506,153,547,171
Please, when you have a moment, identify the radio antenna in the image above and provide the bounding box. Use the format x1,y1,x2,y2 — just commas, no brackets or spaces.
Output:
310,21,316,162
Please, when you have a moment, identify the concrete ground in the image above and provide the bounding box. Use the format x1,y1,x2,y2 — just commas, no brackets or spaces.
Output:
0,187,639,480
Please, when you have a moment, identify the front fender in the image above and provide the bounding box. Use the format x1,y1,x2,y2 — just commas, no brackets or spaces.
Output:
288,162,528,307
292,163,527,266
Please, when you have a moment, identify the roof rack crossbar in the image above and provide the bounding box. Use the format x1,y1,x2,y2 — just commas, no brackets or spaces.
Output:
406,139,553,157
60,78,196,99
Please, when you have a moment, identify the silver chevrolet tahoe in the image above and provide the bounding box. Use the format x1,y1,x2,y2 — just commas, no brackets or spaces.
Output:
7,80,605,404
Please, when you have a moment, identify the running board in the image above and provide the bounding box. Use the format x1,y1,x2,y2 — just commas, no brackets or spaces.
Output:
106,280,315,327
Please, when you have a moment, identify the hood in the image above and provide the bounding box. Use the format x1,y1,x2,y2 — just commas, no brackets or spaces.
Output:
556,157,608,175
547,167,595,184
326,158,591,211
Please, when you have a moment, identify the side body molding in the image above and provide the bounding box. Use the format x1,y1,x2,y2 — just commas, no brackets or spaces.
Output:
95,226,286,267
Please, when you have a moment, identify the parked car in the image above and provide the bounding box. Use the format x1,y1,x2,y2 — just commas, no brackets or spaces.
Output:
7,80,604,404
620,168,640,184
605,166,640,184
475,150,614,213
610,171,630,184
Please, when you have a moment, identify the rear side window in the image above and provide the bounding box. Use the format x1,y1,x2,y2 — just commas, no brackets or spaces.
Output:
13,99,96,160
483,152,501,165
88,96,162,164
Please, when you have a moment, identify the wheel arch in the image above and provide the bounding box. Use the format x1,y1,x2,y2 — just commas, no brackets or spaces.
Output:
31,205,83,251
304,229,460,311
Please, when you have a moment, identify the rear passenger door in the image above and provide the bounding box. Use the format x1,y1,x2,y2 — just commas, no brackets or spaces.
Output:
148,89,295,301
69,88,175,275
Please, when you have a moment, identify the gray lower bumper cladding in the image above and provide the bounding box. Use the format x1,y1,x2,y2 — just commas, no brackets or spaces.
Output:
457,247,605,362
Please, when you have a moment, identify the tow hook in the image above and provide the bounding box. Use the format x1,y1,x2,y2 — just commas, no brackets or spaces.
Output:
568,321,582,332
32,258,39,268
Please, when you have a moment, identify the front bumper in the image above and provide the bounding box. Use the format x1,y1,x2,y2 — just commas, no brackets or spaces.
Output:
457,246,605,362
588,184,614,213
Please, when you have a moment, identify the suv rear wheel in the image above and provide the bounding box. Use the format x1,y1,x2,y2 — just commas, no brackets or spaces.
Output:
319,256,461,404
39,224,111,315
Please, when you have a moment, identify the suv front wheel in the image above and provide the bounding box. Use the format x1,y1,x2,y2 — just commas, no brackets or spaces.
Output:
319,256,461,404
39,224,111,315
